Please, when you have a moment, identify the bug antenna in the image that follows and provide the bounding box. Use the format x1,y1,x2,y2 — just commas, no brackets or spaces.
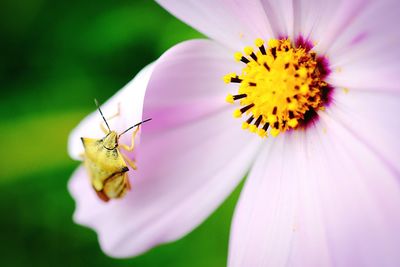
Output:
94,99,111,132
119,118,152,137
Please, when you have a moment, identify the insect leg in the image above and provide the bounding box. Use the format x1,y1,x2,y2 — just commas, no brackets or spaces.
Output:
122,153,137,170
100,123,108,134
120,125,140,152
106,102,121,121
125,174,131,190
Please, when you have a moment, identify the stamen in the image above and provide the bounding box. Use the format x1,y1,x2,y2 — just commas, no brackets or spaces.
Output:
234,52,250,64
254,115,262,127
233,94,247,100
240,103,254,113
262,122,270,131
246,116,254,124
231,77,242,83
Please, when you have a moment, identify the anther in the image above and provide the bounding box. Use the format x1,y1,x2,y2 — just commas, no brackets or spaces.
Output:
231,77,243,83
233,94,247,100
271,47,277,59
240,103,254,114
259,45,266,55
255,38,266,54
246,115,254,124
241,57,250,64
249,52,257,61
254,115,262,127
234,52,250,64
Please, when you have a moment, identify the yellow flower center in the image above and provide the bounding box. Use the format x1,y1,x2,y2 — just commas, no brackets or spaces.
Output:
224,38,331,137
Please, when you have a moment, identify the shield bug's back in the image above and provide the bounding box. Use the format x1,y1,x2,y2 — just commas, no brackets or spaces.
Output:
81,99,151,202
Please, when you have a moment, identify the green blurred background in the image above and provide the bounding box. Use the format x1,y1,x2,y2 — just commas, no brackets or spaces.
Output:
0,1,242,266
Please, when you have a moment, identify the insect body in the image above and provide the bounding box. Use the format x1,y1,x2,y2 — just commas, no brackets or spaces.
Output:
81,100,151,202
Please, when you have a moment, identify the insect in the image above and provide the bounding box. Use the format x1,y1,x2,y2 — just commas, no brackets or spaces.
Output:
81,99,151,202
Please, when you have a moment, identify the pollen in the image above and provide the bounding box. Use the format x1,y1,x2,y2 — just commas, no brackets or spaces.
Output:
224,38,331,137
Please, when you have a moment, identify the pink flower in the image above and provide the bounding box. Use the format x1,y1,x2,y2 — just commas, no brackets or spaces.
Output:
69,0,400,266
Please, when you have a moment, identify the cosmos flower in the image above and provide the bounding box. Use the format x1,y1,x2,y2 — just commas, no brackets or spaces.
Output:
68,0,400,266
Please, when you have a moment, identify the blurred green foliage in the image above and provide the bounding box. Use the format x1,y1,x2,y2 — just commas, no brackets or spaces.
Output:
0,0,242,266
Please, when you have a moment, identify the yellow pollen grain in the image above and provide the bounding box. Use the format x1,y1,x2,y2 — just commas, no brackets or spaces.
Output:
268,39,279,48
288,119,298,128
223,73,235,83
249,124,257,133
226,94,234,103
244,46,253,55
224,38,328,138
300,84,309,94
255,38,264,47
233,109,242,118
258,128,267,137
270,128,280,137
234,52,243,62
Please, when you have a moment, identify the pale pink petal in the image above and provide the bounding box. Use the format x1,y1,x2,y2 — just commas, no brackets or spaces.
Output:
259,0,295,38
69,40,263,257
292,0,355,46
229,110,400,266
68,63,154,160
228,133,303,266
140,40,240,134
320,0,400,92
295,113,400,266
310,0,370,54
326,89,400,175
156,0,274,51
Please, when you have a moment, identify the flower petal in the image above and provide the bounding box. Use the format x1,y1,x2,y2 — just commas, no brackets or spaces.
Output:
69,39,263,257
258,0,295,38
299,113,400,266
320,0,400,92
308,0,370,53
140,39,239,133
292,0,353,46
68,63,154,160
327,89,400,175
156,0,274,51
229,111,400,266
228,133,302,266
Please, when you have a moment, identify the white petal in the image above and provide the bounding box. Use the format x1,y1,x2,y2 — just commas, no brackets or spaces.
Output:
327,89,400,175
228,133,302,266
156,0,274,51
319,0,400,93
229,106,400,266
